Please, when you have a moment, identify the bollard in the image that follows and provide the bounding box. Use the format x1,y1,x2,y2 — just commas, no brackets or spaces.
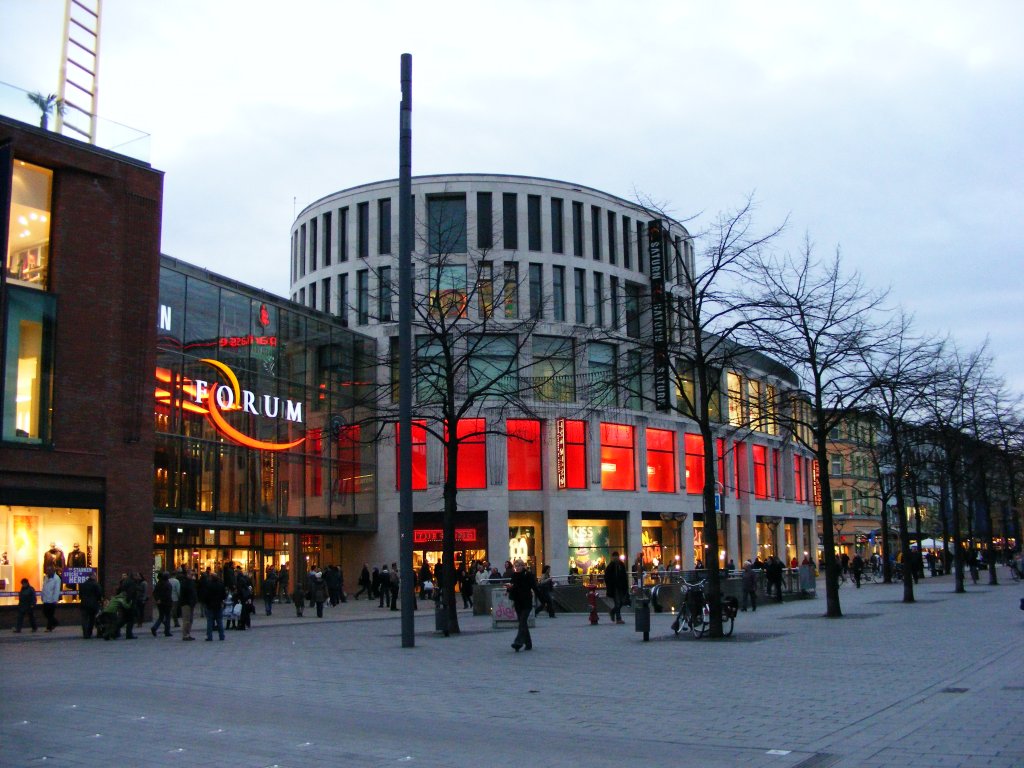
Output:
586,583,599,624
634,593,651,641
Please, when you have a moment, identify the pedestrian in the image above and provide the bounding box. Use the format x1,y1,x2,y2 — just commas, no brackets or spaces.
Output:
41,567,62,631
389,562,400,610
235,566,253,629
535,564,556,617
179,568,198,641
116,572,138,639
133,571,149,628
291,583,305,617
460,567,475,609
766,555,784,602
311,570,328,618
79,571,102,638
203,572,227,641
741,560,757,612
354,564,370,600
263,566,278,616
418,560,433,599
851,553,864,588
605,552,628,624
168,569,181,627
277,564,290,603
325,564,342,606
150,571,173,637
13,578,38,633
378,565,390,608
507,559,539,652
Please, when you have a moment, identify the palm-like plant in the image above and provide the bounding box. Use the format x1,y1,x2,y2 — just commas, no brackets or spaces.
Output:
27,91,65,131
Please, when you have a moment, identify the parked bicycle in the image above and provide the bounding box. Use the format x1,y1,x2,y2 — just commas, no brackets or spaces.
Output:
670,579,737,638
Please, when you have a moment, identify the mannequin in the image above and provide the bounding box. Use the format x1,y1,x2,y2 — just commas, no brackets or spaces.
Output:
67,543,87,568
43,542,65,573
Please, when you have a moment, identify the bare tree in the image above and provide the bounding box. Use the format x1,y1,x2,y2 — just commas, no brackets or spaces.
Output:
742,240,890,617
359,198,567,634
861,311,943,602
920,342,993,593
623,195,784,637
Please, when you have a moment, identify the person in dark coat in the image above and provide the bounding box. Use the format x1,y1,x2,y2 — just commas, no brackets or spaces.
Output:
851,554,865,588
263,566,278,616
605,552,629,624
766,556,784,602
378,565,390,608
79,572,102,638
117,572,138,639
354,564,371,600
178,569,198,641
203,572,227,641
506,559,539,651
460,567,475,609
14,578,38,633
150,571,173,637
311,570,328,618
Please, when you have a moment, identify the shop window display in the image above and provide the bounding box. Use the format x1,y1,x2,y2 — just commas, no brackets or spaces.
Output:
0,506,99,605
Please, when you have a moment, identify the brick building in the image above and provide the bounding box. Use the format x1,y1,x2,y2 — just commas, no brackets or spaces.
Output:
0,113,163,605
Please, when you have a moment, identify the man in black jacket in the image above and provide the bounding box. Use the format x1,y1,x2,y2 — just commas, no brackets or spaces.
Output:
178,569,198,641
203,573,227,641
79,572,102,638
605,552,629,624
507,559,539,652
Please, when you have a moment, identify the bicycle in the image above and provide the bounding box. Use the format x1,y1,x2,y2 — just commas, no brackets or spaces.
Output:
670,580,736,638
1006,561,1021,582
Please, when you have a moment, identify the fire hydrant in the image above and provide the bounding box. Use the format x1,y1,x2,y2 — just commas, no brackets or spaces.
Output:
586,583,599,625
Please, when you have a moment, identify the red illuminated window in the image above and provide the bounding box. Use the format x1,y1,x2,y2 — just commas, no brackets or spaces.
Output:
685,433,704,494
560,419,587,489
507,419,542,490
445,418,487,489
395,420,427,491
752,444,767,499
601,423,635,491
646,428,676,493
734,440,746,498
337,425,362,493
717,438,726,495
794,455,804,502
772,448,781,500
308,428,323,496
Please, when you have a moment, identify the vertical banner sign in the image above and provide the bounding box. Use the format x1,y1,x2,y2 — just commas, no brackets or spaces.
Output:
812,460,822,510
647,220,670,411
555,418,567,489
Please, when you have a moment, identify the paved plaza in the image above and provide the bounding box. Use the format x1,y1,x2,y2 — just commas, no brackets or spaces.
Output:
1,570,1022,768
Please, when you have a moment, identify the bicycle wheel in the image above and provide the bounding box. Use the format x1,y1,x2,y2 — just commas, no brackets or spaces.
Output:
691,606,708,638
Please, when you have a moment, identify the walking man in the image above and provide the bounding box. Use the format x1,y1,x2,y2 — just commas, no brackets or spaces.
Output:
79,571,102,638
605,552,629,624
203,572,227,641
14,578,38,632
507,559,538,652
741,560,758,612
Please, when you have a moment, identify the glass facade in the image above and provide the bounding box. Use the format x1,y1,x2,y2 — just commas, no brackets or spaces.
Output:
154,262,377,531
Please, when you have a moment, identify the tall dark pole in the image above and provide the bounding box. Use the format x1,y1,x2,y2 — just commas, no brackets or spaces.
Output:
398,53,415,648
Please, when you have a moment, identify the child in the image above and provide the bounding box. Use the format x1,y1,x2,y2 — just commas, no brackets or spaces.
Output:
223,589,238,629
291,586,305,617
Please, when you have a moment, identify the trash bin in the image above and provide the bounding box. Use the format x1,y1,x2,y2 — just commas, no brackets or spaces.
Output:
434,598,449,636
634,594,651,641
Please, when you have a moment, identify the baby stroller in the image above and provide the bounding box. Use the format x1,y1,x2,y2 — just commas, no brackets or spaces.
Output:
96,594,132,640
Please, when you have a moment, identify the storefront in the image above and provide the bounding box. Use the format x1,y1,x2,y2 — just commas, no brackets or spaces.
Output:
152,257,377,589
410,511,488,573
567,512,627,577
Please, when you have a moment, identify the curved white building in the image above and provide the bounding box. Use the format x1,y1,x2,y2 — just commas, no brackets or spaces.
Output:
290,174,817,579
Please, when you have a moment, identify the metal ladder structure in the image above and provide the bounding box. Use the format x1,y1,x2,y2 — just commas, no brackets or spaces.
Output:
55,0,103,144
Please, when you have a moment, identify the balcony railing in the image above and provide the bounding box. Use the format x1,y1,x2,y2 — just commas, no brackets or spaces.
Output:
1,80,151,163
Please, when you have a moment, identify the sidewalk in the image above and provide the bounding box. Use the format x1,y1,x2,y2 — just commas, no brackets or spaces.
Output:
1,571,1022,768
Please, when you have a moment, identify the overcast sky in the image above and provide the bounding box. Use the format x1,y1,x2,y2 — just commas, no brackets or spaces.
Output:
3,0,1022,393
